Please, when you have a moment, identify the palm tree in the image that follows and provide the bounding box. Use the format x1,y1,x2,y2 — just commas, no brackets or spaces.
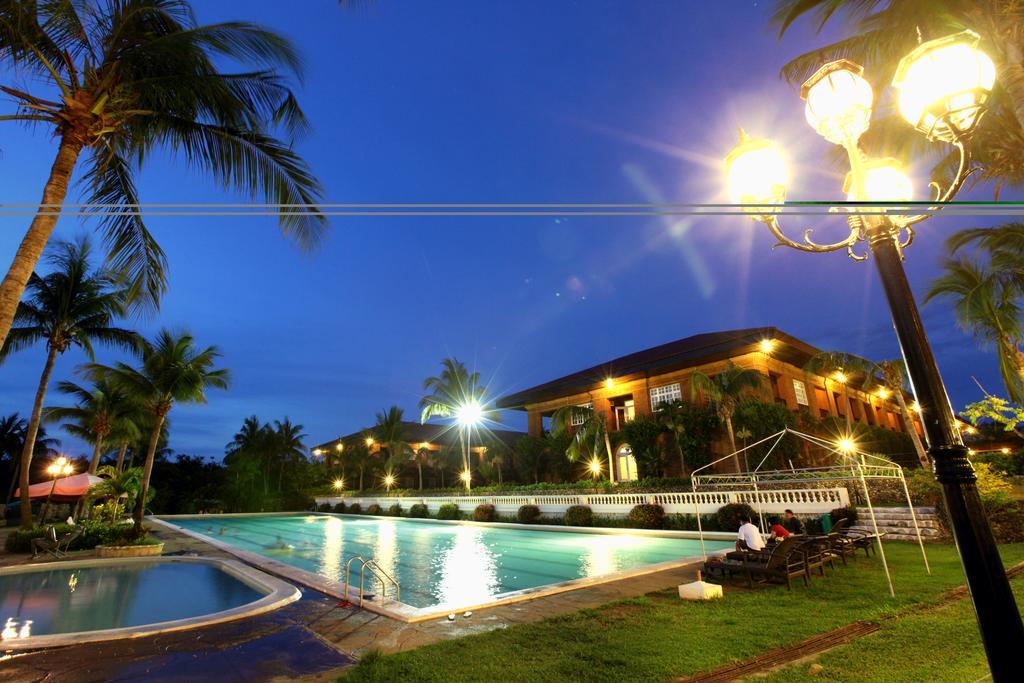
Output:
345,434,375,491
45,379,140,474
270,418,306,493
373,406,412,472
0,0,325,349
512,435,547,484
690,362,764,471
2,237,137,528
874,359,930,468
419,358,493,475
771,1,1024,190
88,465,143,523
412,444,431,490
804,351,872,434
90,329,229,533
550,405,615,480
926,257,1024,403
2,420,59,504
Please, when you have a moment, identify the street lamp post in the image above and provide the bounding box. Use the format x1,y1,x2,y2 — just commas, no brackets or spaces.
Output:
456,400,483,491
39,456,74,525
725,30,1023,678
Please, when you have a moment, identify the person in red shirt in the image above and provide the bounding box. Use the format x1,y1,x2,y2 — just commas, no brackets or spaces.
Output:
769,516,791,541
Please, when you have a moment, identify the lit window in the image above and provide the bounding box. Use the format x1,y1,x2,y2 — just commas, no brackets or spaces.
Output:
649,383,682,407
570,403,593,427
792,379,809,406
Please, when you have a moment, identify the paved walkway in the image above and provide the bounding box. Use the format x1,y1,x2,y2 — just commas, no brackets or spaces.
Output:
0,523,716,682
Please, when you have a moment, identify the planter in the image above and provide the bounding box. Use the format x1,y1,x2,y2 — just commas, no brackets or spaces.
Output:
95,542,164,558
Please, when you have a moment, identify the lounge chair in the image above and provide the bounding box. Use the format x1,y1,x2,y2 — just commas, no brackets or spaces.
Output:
706,537,809,590
31,526,82,559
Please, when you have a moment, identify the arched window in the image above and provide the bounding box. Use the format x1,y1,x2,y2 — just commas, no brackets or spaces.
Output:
616,444,638,482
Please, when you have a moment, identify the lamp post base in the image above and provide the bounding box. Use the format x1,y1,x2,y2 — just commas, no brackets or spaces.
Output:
869,232,1024,679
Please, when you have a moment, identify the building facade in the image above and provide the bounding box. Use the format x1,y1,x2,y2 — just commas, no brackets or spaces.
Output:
496,327,923,481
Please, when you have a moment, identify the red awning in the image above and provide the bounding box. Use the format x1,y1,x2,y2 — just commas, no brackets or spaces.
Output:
15,473,103,501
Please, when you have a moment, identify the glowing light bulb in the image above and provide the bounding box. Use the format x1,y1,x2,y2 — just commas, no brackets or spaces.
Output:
456,401,483,427
801,60,873,144
833,371,847,384
384,474,396,489
459,469,472,484
333,478,344,490
604,378,614,390
837,437,856,454
365,437,374,447
759,339,775,354
893,30,995,141
725,131,787,216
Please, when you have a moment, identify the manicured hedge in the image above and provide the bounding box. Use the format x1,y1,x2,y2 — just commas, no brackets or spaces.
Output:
317,502,332,512
474,504,496,522
333,502,347,513
829,505,858,526
387,503,403,517
347,503,362,514
715,503,756,532
366,503,382,515
408,503,429,518
564,505,593,527
437,503,460,520
628,504,665,529
517,504,541,523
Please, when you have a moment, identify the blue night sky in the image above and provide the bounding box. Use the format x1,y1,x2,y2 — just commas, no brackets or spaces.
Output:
0,1,1013,459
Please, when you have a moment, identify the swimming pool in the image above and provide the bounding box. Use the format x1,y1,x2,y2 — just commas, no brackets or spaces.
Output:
0,557,300,649
161,514,732,619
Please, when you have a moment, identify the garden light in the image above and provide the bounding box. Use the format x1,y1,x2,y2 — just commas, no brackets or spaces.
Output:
312,448,323,457
333,478,344,490
365,436,374,446
726,31,1023,669
335,442,344,452
459,469,472,484
588,458,603,479
456,400,483,427
384,473,396,490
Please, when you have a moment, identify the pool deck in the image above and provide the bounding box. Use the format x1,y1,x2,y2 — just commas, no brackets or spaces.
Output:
0,523,721,682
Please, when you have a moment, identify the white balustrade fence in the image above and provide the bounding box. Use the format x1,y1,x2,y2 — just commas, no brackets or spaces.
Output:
314,487,849,518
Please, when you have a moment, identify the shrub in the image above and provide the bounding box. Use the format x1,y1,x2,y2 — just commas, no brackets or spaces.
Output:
564,505,593,527
715,503,756,532
366,503,382,515
437,503,460,520
317,502,332,512
473,504,496,522
347,502,362,514
387,503,403,517
4,520,140,553
408,503,429,518
517,504,541,523
333,502,347,514
829,505,858,526
628,504,665,529
985,500,1024,543
664,513,720,531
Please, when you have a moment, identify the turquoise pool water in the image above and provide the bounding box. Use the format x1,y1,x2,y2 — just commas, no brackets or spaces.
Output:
0,562,263,638
171,515,731,609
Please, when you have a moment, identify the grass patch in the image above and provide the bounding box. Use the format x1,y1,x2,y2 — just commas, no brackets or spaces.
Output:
341,543,1024,682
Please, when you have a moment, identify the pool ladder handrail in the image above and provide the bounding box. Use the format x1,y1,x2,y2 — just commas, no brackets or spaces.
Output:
344,555,400,606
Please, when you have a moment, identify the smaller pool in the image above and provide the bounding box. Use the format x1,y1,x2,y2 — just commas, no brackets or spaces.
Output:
0,557,300,650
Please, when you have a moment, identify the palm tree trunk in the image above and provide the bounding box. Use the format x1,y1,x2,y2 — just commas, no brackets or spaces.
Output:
894,390,929,468
677,444,686,477
6,460,20,503
115,443,128,472
725,416,740,472
133,413,167,534
359,466,364,491
19,346,59,529
417,461,423,490
88,437,105,475
843,385,852,433
603,430,615,483
0,136,84,350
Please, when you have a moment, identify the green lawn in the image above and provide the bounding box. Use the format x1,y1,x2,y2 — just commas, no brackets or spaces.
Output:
342,543,1024,683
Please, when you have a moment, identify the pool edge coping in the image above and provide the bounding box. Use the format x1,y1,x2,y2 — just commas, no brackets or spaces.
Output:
0,555,301,651
150,513,732,624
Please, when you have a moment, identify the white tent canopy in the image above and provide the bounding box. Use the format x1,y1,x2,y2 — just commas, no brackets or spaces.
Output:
689,427,930,597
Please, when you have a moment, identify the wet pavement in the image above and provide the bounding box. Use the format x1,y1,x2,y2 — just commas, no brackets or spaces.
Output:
1,522,713,682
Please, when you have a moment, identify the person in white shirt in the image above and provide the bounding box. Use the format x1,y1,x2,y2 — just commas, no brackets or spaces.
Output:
736,515,765,552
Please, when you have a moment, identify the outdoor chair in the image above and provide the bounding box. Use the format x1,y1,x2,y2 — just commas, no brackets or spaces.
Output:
793,537,834,578
842,529,884,557
705,537,809,590
30,525,82,559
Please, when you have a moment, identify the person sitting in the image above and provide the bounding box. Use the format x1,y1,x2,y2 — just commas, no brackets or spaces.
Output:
784,509,804,535
735,515,765,552
769,516,790,541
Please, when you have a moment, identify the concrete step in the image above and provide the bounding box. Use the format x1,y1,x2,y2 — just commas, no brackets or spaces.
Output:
851,525,943,536
851,519,942,529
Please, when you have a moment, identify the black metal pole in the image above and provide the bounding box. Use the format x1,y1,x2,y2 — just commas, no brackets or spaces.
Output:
869,230,1024,679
